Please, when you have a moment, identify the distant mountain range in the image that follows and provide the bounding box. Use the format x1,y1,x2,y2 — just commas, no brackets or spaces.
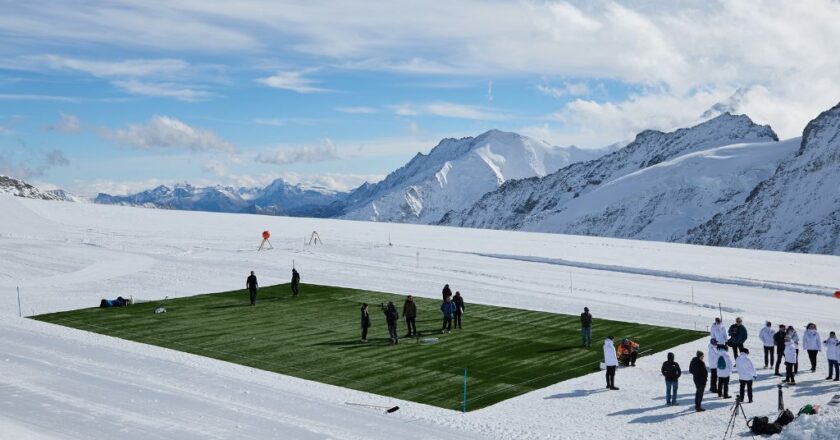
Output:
94,179,344,217
7,100,840,256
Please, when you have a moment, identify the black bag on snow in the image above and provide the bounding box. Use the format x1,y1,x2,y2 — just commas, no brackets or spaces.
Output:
749,416,768,435
775,409,795,426
764,422,783,435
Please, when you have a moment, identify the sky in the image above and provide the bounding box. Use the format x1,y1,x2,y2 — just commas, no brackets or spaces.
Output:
1,0,840,196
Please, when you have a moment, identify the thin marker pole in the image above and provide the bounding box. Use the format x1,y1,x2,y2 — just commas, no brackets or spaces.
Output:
17,286,22,317
569,273,573,295
463,368,468,413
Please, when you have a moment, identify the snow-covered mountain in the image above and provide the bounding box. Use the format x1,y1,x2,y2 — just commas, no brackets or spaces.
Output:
95,179,344,217
441,113,780,234
0,175,78,202
686,102,840,254
338,129,610,223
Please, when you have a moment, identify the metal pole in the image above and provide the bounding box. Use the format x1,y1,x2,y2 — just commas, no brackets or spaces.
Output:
463,368,468,413
718,302,723,322
416,250,419,269
17,286,22,317
569,273,573,295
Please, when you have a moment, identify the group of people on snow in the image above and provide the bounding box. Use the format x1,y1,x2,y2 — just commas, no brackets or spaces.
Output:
596,312,840,413
360,284,466,345
244,268,301,305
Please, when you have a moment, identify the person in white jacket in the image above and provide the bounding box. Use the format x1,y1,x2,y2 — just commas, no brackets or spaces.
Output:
711,318,728,352
708,338,720,393
759,321,776,369
716,344,733,398
803,323,822,372
784,337,797,385
736,348,757,403
824,331,839,381
786,326,800,373
604,336,619,390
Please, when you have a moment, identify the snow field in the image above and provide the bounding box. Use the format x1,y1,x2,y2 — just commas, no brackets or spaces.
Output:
1,194,839,439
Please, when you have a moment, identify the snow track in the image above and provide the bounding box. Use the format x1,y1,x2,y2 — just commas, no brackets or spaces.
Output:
1,194,839,439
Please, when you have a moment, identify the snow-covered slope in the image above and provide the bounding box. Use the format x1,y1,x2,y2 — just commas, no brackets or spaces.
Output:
687,102,840,254
95,179,344,217
441,113,779,232
0,175,77,202
522,138,799,240
339,130,608,223
2,194,839,440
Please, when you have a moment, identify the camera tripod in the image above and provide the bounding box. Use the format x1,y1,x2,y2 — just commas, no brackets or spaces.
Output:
723,394,755,440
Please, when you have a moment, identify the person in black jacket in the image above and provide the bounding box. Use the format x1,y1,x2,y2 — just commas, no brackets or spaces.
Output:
661,352,682,406
291,268,300,297
360,303,371,342
403,296,417,337
774,324,787,376
689,351,708,412
383,302,399,345
246,271,258,305
453,291,465,329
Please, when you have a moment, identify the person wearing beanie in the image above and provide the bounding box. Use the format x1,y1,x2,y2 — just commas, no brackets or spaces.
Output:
689,351,708,412
603,336,619,390
708,338,720,393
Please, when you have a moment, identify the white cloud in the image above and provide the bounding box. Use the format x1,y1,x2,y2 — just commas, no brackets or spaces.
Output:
276,171,384,192
334,106,378,114
387,102,511,120
203,160,228,176
486,80,493,102
537,81,591,99
9,54,189,78
0,94,77,102
102,116,236,153
45,112,81,133
255,139,339,165
257,70,327,93
111,80,214,101
520,89,729,148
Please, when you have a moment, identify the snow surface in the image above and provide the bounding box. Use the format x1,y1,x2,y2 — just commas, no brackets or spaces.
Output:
2,194,839,439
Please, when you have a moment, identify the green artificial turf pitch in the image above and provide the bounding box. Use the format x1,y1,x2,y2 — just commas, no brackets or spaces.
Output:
34,284,704,411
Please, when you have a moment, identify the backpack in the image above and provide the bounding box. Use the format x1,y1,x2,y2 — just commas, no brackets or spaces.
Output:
748,416,768,435
717,356,726,370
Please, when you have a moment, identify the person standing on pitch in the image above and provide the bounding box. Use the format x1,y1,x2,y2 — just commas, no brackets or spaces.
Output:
727,317,748,360
246,271,258,305
803,323,822,372
774,324,787,376
824,331,839,381
291,268,301,297
783,336,797,385
736,348,756,403
604,336,619,390
453,291,465,329
716,344,733,398
384,302,399,345
442,284,453,301
581,307,593,348
360,303,371,342
690,351,708,412
403,295,417,337
759,321,776,369
711,318,728,351
708,338,720,393
661,352,682,406
440,296,456,334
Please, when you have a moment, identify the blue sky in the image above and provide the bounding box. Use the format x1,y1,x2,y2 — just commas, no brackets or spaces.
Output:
1,1,839,196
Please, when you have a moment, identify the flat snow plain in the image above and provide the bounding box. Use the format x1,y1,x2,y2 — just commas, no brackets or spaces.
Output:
1,194,839,439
